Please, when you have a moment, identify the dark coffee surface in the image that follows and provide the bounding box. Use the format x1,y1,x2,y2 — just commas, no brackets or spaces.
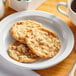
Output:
71,0,76,13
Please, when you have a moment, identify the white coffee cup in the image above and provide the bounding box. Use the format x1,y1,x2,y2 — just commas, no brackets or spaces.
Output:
57,0,76,25
9,0,45,11
0,0,7,19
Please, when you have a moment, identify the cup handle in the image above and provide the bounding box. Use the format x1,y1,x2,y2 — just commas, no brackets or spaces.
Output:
57,2,68,17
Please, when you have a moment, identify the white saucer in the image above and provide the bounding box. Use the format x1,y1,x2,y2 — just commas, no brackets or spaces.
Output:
0,10,74,69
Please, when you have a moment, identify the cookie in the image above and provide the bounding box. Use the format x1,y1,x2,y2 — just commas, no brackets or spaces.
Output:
11,20,42,43
8,41,39,63
25,27,61,58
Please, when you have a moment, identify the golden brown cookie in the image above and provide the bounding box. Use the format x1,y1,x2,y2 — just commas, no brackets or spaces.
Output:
8,41,39,63
25,27,61,58
11,20,42,43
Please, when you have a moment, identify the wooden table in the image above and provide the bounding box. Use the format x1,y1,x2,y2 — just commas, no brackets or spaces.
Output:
1,0,76,76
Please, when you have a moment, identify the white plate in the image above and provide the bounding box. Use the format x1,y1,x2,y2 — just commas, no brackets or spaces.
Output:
0,10,74,70
0,56,40,76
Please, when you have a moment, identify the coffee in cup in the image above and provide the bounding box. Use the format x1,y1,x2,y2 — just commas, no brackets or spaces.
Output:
71,0,76,13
